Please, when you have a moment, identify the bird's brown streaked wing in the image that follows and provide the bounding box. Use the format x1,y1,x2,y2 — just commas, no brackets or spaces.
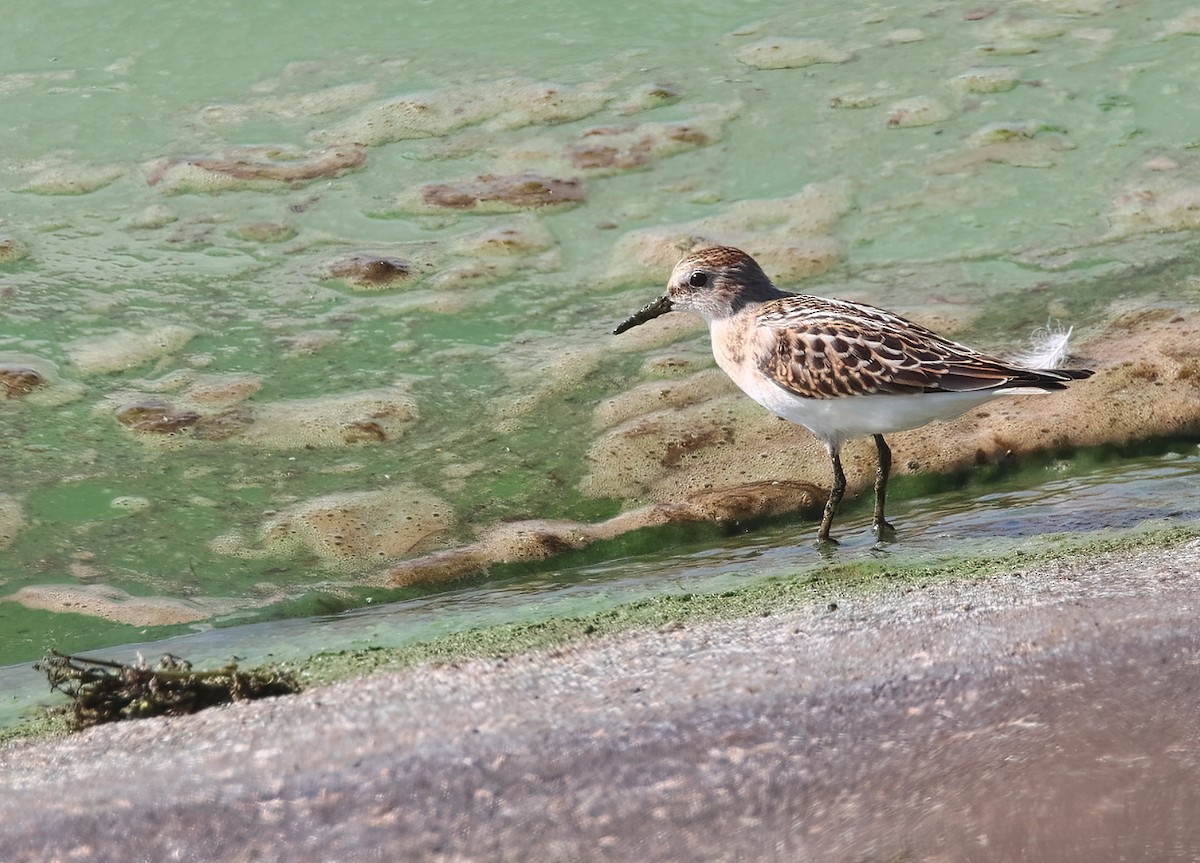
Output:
754,302,1077,399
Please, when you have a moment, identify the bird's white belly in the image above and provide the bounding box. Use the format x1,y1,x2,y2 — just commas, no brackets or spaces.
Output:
730,365,1042,447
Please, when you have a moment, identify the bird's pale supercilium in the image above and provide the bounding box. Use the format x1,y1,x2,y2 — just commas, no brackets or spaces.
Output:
613,246,1093,543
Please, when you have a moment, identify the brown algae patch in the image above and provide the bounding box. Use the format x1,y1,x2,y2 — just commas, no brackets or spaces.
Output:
404,173,586,214
4,584,217,626
278,330,340,355
491,79,614,128
321,220,559,292
323,254,415,290
452,219,556,258
0,238,28,263
565,119,714,173
114,397,203,435
592,368,733,431
1,364,48,398
580,391,825,503
0,494,25,549
454,104,735,184
20,163,125,195
231,222,297,243
145,144,366,192
124,204,179,230
196,81,380,125
735,37,854,69
951,66,1021,93
379,481,824,587
884,28,927,45
1163,7,1200,37
239,388,419,448
885,96,953,128
615,81,683,114
213,485,456,570
926,121,1076,175
973,11,1069,51
929,137,1076,174
111,386,418,448
179,372,264,406
435,220,561,289
1109,157,1200,235
66,325,195,375
0,355,82,407
315,88,503,145
315,79,612,147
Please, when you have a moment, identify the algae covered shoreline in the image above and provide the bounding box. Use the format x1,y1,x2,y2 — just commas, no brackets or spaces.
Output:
4,515,1196,746
298,519,1200,685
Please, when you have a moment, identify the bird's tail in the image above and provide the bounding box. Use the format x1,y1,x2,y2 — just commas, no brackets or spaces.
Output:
1010,324,1077,370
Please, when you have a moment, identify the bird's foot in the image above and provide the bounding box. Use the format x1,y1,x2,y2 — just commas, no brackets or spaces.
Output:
814,534,840,554
871,520,896,540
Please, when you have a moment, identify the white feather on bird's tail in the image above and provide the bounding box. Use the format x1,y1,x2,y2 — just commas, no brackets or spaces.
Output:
1010,323,1077,370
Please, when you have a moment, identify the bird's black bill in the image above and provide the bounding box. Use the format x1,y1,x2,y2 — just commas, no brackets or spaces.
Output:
612,295,674,335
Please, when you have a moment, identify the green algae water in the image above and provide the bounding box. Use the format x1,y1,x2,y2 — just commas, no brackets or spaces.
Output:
3,0,1200,691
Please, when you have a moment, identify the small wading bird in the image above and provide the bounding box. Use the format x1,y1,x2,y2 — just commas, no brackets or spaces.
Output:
614,246,1093,543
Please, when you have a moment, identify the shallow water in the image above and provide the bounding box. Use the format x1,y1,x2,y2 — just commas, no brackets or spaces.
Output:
3,1,1200,685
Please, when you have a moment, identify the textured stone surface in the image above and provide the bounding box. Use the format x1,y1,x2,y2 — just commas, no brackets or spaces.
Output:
2,539,1198,862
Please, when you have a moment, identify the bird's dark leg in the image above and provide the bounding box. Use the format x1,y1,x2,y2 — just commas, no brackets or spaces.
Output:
817,443,845,544
872,433,896,537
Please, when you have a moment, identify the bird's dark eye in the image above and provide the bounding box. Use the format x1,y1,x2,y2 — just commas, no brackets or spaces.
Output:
688,271,708,288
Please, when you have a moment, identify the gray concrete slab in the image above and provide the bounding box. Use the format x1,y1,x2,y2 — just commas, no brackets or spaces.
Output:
2,539,1198,862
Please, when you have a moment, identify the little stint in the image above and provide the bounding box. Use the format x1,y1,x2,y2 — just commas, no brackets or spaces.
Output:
614,246,1093,543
